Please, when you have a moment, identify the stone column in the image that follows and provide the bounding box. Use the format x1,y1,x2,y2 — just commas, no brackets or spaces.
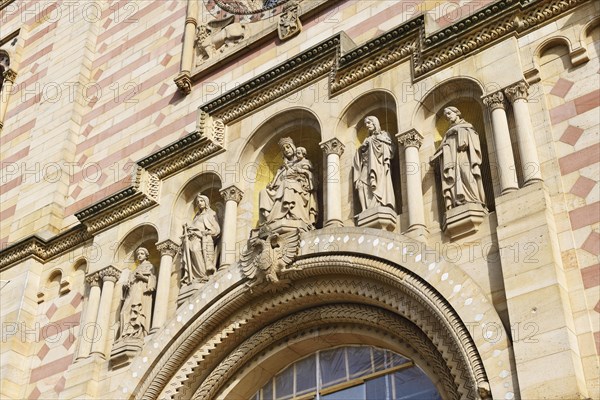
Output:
151,240,179,333
482,91,519,194
90,266,120,358
219,185,244,267
75,273,101,360
174,1,198,94
505,81,543,185
320,138,345,227
396,129,427,238
0,69,17,132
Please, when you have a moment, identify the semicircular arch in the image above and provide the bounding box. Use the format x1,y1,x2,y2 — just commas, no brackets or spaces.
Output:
128,230,516,400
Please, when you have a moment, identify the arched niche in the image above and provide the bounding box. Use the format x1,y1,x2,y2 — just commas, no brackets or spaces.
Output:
238,108,323,229
170,171,224,240
37,259,86,304
114,224,160,270
335,90,400,218
536,37,573,71
415,78,496,225
583,17,600,51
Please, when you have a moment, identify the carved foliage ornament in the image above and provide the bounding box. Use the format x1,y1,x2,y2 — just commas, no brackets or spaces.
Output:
504,81,529,102
482,91,505,110
220,185,243,203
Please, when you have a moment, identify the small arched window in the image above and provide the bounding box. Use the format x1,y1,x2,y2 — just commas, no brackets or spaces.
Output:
254,345,442,400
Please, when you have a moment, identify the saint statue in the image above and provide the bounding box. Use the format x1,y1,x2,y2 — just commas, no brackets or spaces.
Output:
432,106,486,210
353,116,396,212
259,137,317,227
117,247,156,340
181,194,221,284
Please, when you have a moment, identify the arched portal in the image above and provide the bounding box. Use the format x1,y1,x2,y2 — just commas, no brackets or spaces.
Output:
130,230,517,400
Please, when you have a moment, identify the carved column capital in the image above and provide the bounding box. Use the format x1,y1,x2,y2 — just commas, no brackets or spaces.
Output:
3,69,17,84
505,81,529,102
85,272,101,287
156,239,179,257
320,138,345,156
482,91,506,110
220,185,244,203
396,129,424,148
98,266,120,283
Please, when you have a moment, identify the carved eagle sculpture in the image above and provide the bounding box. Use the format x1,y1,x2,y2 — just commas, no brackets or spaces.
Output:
240,226,300,288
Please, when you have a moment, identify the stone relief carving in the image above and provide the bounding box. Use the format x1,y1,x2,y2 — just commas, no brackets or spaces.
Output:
353,116,397,231
431,106,488,239
214,0,286,14
278,0,302,41
240,224,300,289
432,107,486,211
116,247,156,341
181,194,221,285
242,137,316,287
195,16,246,67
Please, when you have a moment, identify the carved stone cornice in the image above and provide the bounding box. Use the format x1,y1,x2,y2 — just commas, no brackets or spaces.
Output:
482,91,506,111
397,129,424,149
505,81,529,102
138,114,224,179
201,34,346,123
331,21,420,94
0,227,91,271
320,138,345,156
156,239,180,258
98,266,120,283
220,185,243,204
75,167,160,234
85,272,101,287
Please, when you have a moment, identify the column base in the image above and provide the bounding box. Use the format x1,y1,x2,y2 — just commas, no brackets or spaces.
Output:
500,187,518,195
442,203,488,240
324,219,344,228
404,224,428,241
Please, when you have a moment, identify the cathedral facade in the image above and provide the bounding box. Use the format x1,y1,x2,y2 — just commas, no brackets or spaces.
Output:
0,0,598,399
